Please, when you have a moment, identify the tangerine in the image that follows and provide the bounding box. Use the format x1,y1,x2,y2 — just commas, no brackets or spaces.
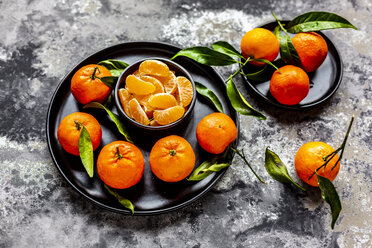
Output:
196,113,237,154
292,32,328,72
71,64,111,104
97,141,145,189
270,65,309,105
57,112,102,156
295,141,340,187
149,135,195,182
240,28,280,66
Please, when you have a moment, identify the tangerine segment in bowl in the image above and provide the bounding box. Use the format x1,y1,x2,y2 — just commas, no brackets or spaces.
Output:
118,88,133,118
153,106,185,126
176,76,194,107
129,98,150,125
97,140,145,189
149,135,195,182
120,59,194,126
139,60,170,77
148,93,178,109
126,75,156,95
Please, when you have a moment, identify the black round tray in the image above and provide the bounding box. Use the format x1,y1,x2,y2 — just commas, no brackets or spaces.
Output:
46,41,239,215
241,21,343,110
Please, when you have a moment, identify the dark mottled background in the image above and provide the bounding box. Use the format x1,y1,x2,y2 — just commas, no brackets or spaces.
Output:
0,0,371,247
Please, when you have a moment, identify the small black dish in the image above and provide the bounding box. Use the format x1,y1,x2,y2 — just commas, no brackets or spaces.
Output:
114,58,196,136
241,21,343,110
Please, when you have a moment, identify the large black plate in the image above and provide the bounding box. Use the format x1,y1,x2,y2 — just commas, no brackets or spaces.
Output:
241,21,343,110
46,42,239,215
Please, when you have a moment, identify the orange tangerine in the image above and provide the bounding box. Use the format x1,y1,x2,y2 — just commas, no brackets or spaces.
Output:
149,135,195,182
125,75,155,95
176,76,193,107
97,141,145,189
128,98,150,125
140,75,165,94
118,88,133,118
153,106,185,125
139,60,170,77
148,93,178,109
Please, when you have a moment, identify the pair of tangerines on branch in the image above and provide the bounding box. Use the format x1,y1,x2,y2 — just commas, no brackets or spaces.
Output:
241,28,328,105
57,111,238,188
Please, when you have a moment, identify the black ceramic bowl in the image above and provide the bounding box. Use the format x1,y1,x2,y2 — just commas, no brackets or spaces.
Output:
114,58,196,135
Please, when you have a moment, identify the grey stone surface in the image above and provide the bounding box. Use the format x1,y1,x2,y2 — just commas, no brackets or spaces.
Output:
0,0,371,247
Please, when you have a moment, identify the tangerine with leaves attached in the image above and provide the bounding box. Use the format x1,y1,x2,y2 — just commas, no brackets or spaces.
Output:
294,141,340,187
240,28,280,66
196,113,237,154
71,64,112,104
57,112,102,156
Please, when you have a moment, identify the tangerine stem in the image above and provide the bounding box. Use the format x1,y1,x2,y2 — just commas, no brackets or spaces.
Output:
114,147,123,160
91,66,101,80
169,149,176,156
225,57,251,83
331,115,354,170
272,12,289,36
231,147,266,185
308,115,355,180
74,120,83,130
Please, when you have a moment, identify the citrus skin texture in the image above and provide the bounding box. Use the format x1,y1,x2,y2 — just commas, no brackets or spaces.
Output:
295,141,340,187
292,32,328,72
97,141,145,189
71,64,111,104
149,135,195,182
57,112,102,156
270,65,310,105
240,28,280,66
196,113,237,154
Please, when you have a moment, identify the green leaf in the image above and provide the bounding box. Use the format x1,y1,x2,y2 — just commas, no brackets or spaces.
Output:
275,27,302,66
211,41,245,59
195,81,224,113
78,126,94,178
104,184,134,214
264,147,306,191
250,59,280,72
317,174,342,229
100,76,118,88
83,102,133,143
226,78,266,120
287,11,357,33
241,65,271,82
188,158,229,181
98,59,129,77
171,47,237,66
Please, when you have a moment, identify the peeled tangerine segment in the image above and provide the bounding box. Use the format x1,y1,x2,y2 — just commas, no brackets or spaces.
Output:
129,98,150,125
133,94,154,118
153,106,185,126
139,60,170,77
176,76,193,107
118,88,133,117
148,93,178,109
125,75,155,95
140,75,165,94
154,71,177,94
